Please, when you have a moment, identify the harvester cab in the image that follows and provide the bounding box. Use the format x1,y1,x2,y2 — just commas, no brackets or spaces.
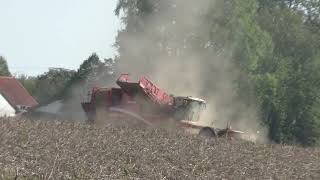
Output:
173,96,206,122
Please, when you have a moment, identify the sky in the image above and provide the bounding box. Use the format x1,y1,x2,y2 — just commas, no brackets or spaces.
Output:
0,0,120,76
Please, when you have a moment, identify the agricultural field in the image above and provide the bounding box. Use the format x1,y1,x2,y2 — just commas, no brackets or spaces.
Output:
0,118,319,179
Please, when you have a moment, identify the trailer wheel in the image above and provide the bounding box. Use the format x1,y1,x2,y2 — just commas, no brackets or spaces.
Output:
199,127,217,138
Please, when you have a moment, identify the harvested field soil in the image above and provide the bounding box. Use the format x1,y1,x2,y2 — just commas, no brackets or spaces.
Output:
0,118,319,179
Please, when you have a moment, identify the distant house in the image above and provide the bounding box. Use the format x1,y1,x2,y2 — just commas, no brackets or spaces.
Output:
0,77,38,117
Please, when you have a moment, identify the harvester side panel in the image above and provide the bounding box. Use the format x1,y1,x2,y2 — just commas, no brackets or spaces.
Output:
139,77,173,106
116,74,174,106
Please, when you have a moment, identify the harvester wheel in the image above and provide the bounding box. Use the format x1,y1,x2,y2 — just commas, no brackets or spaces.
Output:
199,127,217,138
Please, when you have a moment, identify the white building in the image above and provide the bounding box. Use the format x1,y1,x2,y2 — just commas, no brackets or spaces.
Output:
0,93,16,117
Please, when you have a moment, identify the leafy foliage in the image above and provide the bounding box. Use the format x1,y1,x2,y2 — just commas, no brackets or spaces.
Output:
0,56,11,77
15,53,115,105
17,74,37,96
63,53,116,99
30,68,76,104
115,0,320,145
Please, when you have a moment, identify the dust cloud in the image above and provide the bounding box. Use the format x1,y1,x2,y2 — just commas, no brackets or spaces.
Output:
61,61,116,122
115,0,268,142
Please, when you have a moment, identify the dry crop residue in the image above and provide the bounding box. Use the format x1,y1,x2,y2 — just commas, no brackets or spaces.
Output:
0,118,319,179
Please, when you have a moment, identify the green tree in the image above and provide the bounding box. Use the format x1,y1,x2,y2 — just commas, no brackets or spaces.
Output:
17,74,37,96
33,68,76,104
60,53,115,121
0,56,11,76
115,0,320,145
63,53,115,99
255,1,320,145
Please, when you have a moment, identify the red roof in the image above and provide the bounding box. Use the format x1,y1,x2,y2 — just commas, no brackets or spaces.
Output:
0,77,38,108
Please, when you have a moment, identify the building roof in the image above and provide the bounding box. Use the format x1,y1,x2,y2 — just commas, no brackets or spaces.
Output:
0,77,38,108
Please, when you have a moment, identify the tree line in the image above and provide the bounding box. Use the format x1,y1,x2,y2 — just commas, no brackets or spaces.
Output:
114,0,320,146
0,54,115,105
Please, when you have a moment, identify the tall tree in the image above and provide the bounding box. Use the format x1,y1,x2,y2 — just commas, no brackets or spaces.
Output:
33,68,76,104
0,56,11,76
256,2,320,145
61,53,116,121
17,74,37,96
64,53,116,99
115,0,320,145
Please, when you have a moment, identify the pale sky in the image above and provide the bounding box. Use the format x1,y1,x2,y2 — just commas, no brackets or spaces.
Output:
0,0,120,76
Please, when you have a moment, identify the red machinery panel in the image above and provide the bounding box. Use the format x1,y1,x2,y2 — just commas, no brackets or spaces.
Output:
139,76,173,106
117,74,174,106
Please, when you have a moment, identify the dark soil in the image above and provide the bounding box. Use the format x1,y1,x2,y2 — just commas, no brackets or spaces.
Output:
0,118,319,179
